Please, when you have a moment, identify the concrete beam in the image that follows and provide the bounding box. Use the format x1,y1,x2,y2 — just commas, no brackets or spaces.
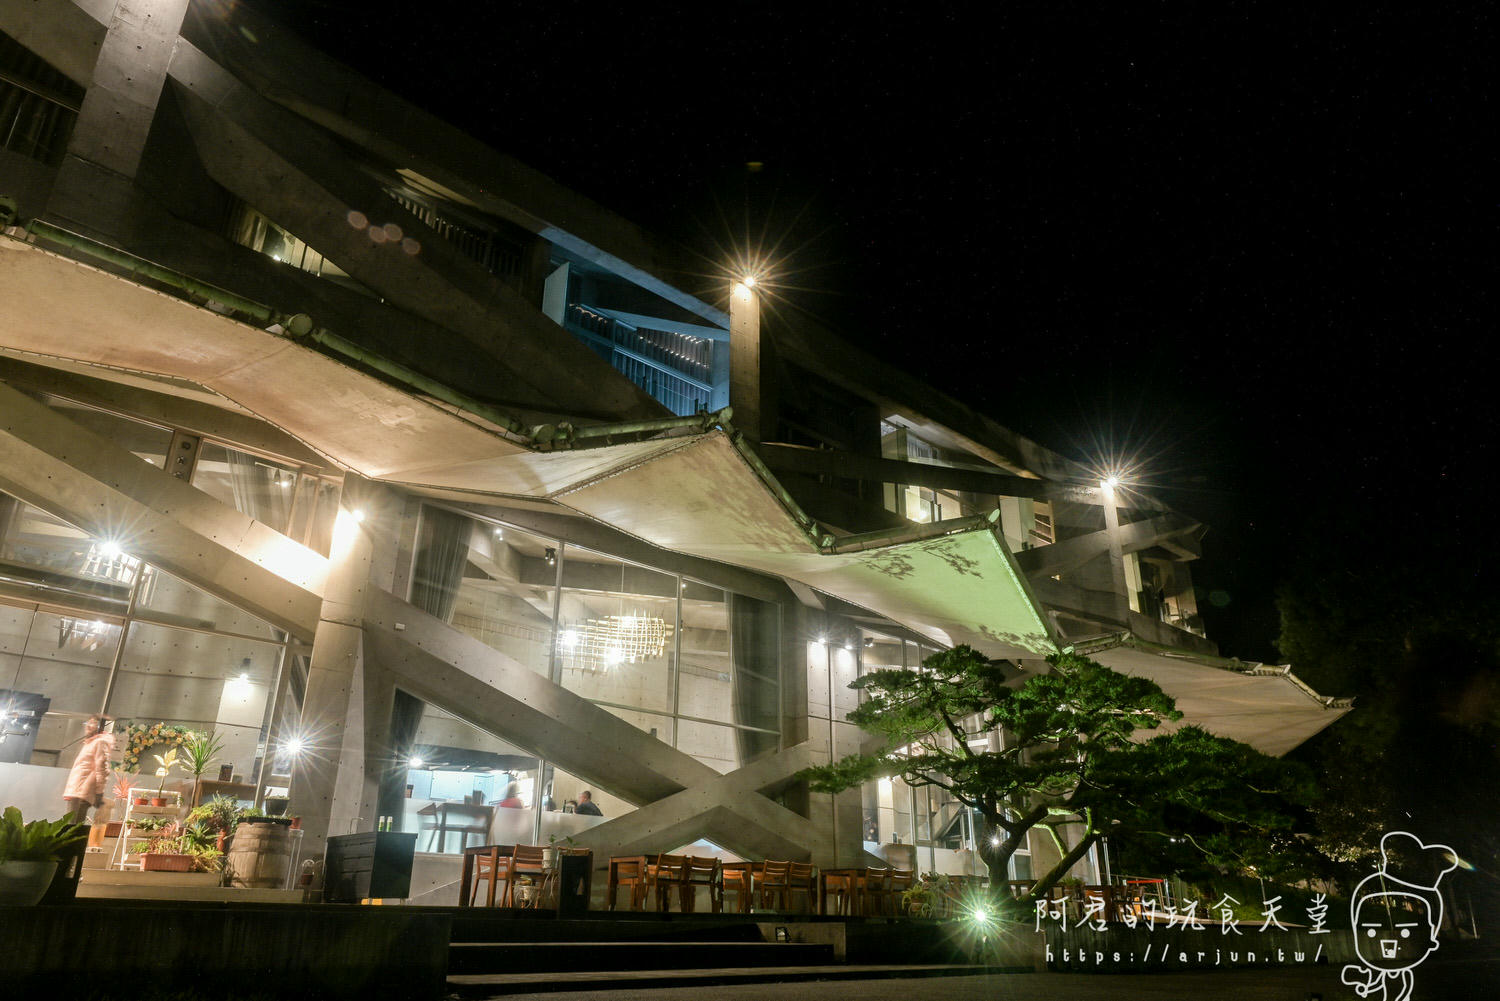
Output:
566,744,822,864
0,0,107,88
176,3,728,329
0,355,330,468
1014,513,1202,578
0,380,325,639
165,44,666,422
361,587,720,805
759,441,1097,502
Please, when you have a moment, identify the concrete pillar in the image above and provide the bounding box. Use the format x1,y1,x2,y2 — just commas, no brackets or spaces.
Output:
292,501,375,851
45,0,192,241
1099,480,1133,622
729,279,762,444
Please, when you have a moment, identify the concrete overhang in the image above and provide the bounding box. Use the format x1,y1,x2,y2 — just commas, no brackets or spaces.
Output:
1058,635,1352,757
0,233,529,479
395,432,1058,661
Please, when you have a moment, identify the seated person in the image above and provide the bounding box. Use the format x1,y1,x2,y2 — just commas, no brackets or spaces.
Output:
497,781,524,809
574,790,602,816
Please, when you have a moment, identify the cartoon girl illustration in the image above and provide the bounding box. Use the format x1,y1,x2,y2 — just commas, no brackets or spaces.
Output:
1341,831,1458,1001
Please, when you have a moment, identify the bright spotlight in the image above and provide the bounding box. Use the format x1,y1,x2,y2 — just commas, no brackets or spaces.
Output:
972,908,990,922
1104,476,1119,489
742,275,757,288
99,540,123,559
284,737,306,757
409,756,424,769
351,509,366,522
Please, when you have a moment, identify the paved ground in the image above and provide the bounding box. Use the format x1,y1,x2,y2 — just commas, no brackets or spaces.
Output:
480,959,1500,1001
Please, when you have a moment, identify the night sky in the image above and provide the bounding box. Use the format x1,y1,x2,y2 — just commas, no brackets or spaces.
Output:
265,2,1494,665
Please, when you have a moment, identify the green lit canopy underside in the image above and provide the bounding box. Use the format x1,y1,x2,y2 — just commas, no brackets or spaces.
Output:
411,433,1059,661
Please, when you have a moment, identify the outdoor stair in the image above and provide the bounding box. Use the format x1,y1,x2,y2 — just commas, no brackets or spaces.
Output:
443,914,988,996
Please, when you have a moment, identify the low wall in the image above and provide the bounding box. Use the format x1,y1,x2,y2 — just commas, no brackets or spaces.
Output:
758,917,1044,968
1045,924,1354,972
0,762,71,822
0,902,451,1000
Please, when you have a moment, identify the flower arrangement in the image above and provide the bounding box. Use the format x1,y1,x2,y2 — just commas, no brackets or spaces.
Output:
116,722,199,774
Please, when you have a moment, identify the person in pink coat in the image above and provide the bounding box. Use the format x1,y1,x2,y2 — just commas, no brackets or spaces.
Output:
63,715,114,823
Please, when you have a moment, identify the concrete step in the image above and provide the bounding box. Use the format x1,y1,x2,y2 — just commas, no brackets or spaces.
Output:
448,940,834,974
447,963,993,996
447,913,768,944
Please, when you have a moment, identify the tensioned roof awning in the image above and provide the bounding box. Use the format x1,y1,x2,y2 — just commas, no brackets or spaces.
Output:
1060,636,1352,757
404,432,1058,660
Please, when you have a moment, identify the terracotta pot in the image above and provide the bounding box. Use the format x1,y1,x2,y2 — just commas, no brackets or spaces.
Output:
134,797,149,806
150,797,166,808
142,852,195,872
288,816,301,831
104,822,124,838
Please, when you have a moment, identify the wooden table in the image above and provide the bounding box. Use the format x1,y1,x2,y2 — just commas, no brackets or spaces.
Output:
417,801,494,852
458,844,515,907
606,855,647,911
816,867,867,916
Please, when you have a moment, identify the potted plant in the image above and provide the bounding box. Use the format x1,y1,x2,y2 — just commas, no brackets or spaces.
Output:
135,823,221,873
0,807,88,905
150,748,179,807
186,795,248,852
182,730,224,807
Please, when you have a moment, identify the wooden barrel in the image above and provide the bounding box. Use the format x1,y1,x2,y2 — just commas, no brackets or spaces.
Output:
225,821,293,888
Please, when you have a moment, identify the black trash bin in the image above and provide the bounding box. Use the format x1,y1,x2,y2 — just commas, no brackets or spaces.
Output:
555,852,592,917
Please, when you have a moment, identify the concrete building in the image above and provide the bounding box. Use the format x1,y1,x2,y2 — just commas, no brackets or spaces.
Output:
0,1,1347,897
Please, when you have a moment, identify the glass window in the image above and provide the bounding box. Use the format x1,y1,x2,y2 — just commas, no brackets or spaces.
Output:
391,698,539,854
0,603,121,765
42,397,171,469
191,443,300,534
134,566,283,642
0,491,139,606
557,548,676,716
102,621,283,790
412,514,557,678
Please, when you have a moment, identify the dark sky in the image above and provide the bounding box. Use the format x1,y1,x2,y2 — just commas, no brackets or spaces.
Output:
263,2,1494,663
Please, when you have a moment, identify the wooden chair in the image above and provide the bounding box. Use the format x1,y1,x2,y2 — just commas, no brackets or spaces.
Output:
646,853,689,912
506,844,549,907
466,845,514,907
824,870,858,915
786,862,815,915
609,856,649,911
885,868,915,916
680,855,723,913
857,866,891,916
720,862,760,914
755,860,792,912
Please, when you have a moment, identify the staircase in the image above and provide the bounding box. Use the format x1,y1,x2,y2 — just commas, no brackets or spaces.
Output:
444,912,986,996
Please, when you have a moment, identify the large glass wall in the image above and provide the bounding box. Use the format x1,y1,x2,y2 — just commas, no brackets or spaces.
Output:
385,696,626,855
0,490,292,806
403,505,783,778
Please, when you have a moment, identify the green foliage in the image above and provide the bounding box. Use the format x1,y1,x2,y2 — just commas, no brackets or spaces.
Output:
801,645,1308,898
132,822,223,872
0,806,88,862
185,795,253,838
129,815,178,833
181,731,224,780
